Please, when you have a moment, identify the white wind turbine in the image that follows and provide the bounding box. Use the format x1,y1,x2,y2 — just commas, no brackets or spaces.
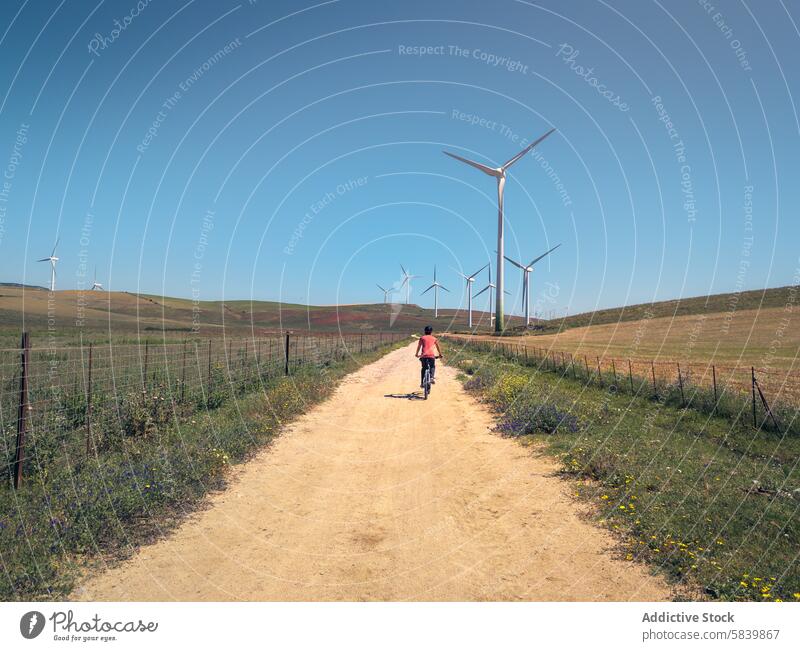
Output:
37,238,59,291
453,263,488,329
472,264,510,327
376,283,391,303
443,128,556,332
504,243,561,327
399,264,421,304
91,266,104,291
421,265,450,318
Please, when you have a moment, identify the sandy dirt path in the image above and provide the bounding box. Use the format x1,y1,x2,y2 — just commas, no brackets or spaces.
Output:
75,343,671,601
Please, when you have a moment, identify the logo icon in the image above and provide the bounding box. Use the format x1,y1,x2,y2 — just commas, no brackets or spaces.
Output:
20,611,45,639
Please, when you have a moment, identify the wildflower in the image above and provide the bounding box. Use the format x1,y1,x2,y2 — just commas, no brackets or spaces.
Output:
792,593,800,599
600,495,609,500
740,582,749,588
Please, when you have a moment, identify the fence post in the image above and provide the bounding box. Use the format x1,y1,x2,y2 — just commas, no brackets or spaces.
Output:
181,340,187,403
611,359,617,387
751,366,757,428
596,356,603,386
628,359,633,392
143,340,149,389
13,332,30,489
712,364,718,405
677,363,685,406
285,331,291,375
651,361,657,398
207,339,212,388
85,343,93,454
584,355,590,382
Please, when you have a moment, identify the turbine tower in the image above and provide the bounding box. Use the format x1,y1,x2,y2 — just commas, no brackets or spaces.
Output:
399,264,420,304
504,243,561,326
443,128,556,332
453,263,488,328
421,265,450,318
376,283,391,303
37,238,59,292
91,266,104,291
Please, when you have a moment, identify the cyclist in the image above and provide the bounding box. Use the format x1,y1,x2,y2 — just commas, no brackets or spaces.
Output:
415,325,443,388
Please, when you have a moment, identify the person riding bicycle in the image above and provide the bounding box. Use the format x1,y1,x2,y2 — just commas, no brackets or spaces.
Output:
415,325,443,388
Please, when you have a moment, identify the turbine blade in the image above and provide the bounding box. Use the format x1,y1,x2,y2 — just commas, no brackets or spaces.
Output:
501,128,556,171
450,266,470,281
37,258,50,262
503,255,526,271
51,237,60,257
422,284,435,295
376,284,386,292
399,263,407,276
469,263,489,279
442,150,499,177
440,285,450,293
529,243,562,267
473,285,490,298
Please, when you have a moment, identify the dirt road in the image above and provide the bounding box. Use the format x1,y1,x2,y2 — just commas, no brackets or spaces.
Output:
75,343,670,601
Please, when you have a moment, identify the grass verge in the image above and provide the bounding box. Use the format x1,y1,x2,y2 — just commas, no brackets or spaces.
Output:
0,339,407,600
449,346,800,602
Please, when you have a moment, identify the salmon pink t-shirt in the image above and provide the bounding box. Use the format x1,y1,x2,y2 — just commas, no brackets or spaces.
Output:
419,335,438,358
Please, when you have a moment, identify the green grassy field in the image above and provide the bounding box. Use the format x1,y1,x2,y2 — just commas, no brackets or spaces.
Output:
0,335,408,600
450,343,800,602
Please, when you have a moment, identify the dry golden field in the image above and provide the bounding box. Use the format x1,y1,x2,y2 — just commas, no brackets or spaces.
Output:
451,304,800,402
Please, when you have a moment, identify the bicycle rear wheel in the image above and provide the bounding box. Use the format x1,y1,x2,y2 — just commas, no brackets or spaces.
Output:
423,369,430,399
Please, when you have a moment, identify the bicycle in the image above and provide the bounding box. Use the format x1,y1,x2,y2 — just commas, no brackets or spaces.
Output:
421,355,441,400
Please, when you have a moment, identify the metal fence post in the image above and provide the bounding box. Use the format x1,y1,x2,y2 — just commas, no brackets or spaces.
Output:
13,332,30,489
85,343,93,454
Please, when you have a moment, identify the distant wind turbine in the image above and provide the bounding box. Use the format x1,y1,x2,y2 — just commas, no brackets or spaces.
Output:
472,264,510,326
376,283,391,303
399,264,421,304
91,266,104,291
453,263,488,328
421,265,450,318
37,238,59,291
443,127,556,332
504,243,561,326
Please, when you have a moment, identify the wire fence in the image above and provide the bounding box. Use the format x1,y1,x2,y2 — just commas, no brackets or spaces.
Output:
2,331,407,489
447,336,800,436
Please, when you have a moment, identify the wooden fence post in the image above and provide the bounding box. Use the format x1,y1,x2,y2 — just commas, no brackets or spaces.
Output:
677,363,685,406
285,332,291,375
651,361,657,398
628,359,633,392
207,339,212,388
611,359,617,387
13,332,30,489
85,343,93,454
584,355,590,382
143,340,149,389
712,365,718,405
596,356,603,386
751,366,757,428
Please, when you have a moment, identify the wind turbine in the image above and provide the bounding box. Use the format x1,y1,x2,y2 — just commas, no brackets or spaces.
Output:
443,128,556,332
91,266,104,291
376,283,391,303
453,263,488,328
37,238,59,291
399,264,421,304
472,264,510,327
504,243,561,326
421,265,450,318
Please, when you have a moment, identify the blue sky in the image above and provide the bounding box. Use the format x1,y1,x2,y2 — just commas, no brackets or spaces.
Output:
0,0,798,316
